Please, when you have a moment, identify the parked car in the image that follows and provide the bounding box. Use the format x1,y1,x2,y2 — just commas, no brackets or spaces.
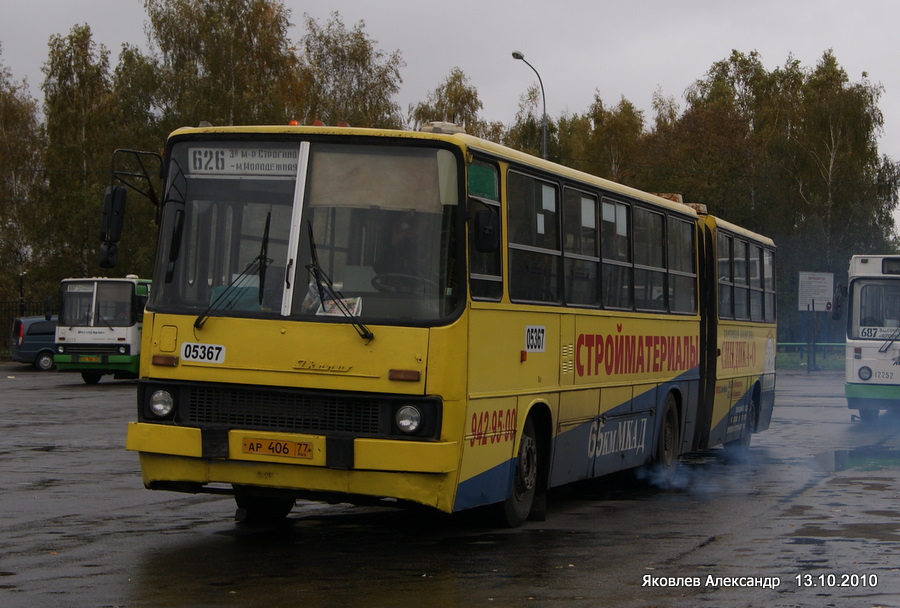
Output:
10,315,58,371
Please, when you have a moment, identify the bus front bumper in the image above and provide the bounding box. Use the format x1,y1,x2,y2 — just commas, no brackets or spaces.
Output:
845,382,900,410
54,353,138,372
126,422,460,512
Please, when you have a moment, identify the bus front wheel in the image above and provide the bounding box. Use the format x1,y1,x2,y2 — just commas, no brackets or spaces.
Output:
234,491,295,524
501,416,539,527
81,372,102,384
858,409,879,423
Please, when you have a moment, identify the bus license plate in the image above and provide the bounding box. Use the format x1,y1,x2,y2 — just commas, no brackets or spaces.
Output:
242,438,312,459
79,355,101,362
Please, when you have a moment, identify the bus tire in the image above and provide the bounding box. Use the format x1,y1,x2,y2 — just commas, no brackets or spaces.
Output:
234,492,295,524
858,409,879,423
654,394,679,488
81,372,102,385
500,415,539,527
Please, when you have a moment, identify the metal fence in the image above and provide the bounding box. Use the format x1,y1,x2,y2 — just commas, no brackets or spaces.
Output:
0,301,57,356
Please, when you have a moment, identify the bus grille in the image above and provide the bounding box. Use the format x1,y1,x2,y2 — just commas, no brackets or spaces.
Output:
183,386,383,435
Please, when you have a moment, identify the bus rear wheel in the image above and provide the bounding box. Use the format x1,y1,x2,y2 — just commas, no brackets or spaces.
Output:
500,416,539,527
653,395,679,488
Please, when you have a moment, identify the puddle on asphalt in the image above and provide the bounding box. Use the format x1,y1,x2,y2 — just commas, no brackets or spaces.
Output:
789,522,900,541
814,446,900,472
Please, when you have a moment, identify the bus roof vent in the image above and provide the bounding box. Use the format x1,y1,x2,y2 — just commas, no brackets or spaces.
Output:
419,121,466,134
654,192,684,204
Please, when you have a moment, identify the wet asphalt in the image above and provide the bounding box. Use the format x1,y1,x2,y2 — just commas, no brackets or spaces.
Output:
1,362,899,607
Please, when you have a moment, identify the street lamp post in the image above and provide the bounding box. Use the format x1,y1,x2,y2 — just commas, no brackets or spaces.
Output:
512,50,547,160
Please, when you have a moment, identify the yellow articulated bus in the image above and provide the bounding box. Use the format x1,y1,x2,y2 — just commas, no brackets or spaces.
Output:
698,214,777,451
107,122,776,525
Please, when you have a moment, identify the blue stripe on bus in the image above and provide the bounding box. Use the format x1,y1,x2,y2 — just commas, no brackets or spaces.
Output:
453,373,699,513
708,373,764,443
453,458,515,512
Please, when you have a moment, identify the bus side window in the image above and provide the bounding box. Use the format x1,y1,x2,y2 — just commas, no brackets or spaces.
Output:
468,160,502,301
135,294,149,322
601,199,632,309
750,244,764,320
733,239,750,319
633,207,666,311
717,233,733,319
763,248,776,322
667,216,696,314
508,171,560,304
563,188,600,307
468,199,502,301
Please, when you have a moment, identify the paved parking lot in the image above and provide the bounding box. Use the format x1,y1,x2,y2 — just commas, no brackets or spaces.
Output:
2,363,899,607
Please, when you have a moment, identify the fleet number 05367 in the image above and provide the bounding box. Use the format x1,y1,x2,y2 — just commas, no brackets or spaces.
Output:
181,342,225,363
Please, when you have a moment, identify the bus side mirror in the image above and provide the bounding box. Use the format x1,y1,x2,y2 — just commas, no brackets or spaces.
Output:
98,241,119,269
473,209,500,253
100,186,127,242
832,284,847,320
99,186,127,268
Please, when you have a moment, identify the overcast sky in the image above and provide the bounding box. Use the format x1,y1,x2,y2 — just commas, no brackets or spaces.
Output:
2,0,899,160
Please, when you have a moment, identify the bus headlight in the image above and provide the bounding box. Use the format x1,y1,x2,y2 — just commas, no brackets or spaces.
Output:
395,404,423,434
858,366,873,381
149,389,175,418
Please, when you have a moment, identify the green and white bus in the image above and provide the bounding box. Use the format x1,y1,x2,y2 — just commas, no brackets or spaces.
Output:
54,276,151,384
844,255,900,421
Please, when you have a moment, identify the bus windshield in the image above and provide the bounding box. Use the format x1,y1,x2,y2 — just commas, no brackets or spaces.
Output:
60,280,138,327
151,139,462,325
852,278,900,339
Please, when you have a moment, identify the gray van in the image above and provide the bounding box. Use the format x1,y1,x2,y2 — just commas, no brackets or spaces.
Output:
10,315,58,371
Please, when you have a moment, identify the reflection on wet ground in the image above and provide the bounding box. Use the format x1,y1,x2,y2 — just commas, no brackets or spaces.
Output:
845,446,900,470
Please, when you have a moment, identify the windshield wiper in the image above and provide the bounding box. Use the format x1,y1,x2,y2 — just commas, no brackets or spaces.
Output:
84,308,111,329
194,215,272,330
258,212,271,306
879,326,900,353
95,312,114,329
306,221,373,341
193,257,264,329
